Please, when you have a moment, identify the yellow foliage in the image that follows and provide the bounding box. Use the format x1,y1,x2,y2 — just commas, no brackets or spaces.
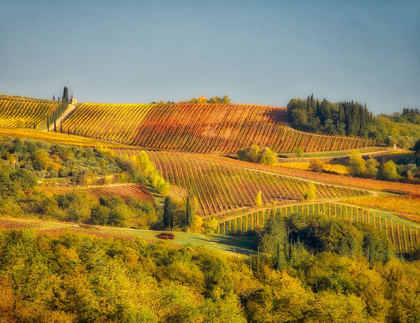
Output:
344,195,420,222
278,161,349,175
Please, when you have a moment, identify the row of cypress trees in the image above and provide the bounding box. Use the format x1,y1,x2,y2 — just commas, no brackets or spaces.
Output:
163,196,193,231
287,94,374,137
46,87,70,131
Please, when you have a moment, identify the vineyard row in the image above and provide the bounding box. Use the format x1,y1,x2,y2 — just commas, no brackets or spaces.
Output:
62,103,373,153
217,202,420,253
147,151,368,215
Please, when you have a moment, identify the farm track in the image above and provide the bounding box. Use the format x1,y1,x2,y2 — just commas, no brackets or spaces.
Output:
46,104,77,131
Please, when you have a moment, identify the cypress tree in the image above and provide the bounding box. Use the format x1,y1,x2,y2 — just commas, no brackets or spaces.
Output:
163,196,174,229
62,87,69,104
186,196,193,231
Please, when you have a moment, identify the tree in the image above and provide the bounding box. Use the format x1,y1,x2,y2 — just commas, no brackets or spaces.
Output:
291,109,308,128
62,86,69,104
205,217,218,234
237,146,277,165
164,196,174,229
348,151,366,176
255,191,262,207
238,145,260,163
379,160,400,181
304,183,316,201
364,158,379,178
414,139,420,166
309,159,324,172
186,196,193,231
259,147,277,165
222,95,231,103
295,147,304,159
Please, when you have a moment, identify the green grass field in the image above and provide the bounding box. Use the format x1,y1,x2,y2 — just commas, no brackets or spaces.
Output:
0,217,256,256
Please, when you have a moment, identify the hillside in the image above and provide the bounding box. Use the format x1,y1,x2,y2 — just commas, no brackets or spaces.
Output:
0,96,58,129
145,151,368,215
62,103,373,153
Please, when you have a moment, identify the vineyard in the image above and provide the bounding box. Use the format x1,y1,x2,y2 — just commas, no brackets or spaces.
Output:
0,128,139,149
0,219,42,230
62,103,373,153
344,195,420,224
217,201,420,253
42,183,154,203
0,96,58,128
277,161,350,175
196,154,420,196
147,151,368,215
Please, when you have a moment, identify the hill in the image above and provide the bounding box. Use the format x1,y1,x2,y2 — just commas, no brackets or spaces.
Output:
145,151,368,215
62,103,373,153
0,96,58,129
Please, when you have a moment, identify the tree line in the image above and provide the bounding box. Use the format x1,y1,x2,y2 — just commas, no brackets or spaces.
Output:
287,94,373,137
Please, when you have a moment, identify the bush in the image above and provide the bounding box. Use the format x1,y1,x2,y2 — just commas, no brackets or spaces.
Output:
237,146,277,165
309,159,324,172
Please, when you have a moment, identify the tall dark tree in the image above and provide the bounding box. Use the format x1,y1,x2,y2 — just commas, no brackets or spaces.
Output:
62,87,69,104
186,196,193,231
163,196,174,229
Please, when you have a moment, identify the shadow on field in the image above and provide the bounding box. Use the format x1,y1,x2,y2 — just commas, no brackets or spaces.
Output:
191,234,256,256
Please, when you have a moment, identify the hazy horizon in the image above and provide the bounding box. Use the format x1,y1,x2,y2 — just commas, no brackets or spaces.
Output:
1,0,419,114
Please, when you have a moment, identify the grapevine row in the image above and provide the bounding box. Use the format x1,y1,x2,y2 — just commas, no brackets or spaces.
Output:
63,103,373,153
0,97,58,128
147,151,368,215
217,201,420,253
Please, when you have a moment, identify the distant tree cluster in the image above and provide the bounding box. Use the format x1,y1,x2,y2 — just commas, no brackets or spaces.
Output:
346,150,420,182
402,108,420,116
162,195,202,232
182,95,231,104
287,94,373,137
237,145,277,165
152,95,231,105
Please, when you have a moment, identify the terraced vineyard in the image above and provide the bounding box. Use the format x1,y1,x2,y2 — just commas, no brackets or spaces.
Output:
63,103,372,153
147,151,368,215
0,96,58,128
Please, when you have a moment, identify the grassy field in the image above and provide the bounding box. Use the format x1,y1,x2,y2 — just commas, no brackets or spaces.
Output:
0,218,256,256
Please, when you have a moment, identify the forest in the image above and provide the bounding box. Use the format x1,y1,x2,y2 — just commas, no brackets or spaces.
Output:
1,213,420,322
287,95,420,147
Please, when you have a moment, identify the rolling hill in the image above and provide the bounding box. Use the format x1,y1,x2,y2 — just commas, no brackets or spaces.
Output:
0,96,58,129
62,102,373,153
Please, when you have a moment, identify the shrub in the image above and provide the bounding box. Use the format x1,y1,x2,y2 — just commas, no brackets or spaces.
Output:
237,146,277,165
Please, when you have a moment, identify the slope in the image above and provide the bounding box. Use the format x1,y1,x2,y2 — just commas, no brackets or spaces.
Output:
62,102,373,153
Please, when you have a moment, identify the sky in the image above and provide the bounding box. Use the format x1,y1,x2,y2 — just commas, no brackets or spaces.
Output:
0,0,419,114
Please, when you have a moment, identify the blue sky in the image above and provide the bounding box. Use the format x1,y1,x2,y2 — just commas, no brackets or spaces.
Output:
1,0,419,114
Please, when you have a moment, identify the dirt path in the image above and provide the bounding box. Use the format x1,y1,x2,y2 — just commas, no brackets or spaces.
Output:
46,104,77,131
